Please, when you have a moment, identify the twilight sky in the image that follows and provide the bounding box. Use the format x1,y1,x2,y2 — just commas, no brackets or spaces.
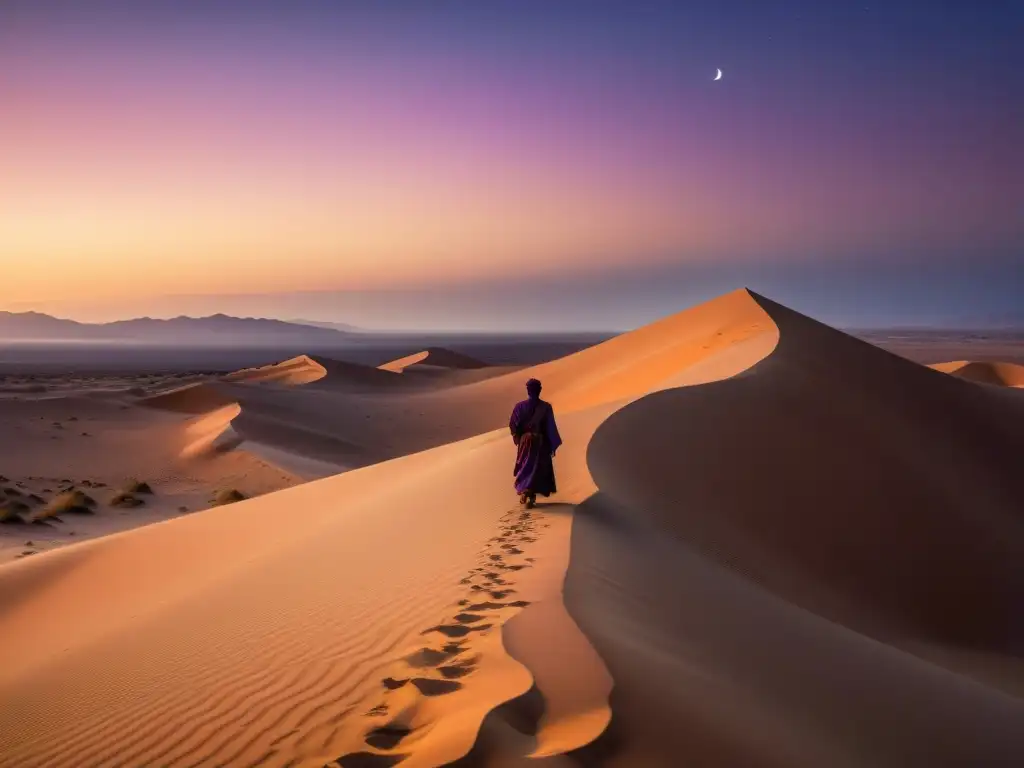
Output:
1,0,1021,330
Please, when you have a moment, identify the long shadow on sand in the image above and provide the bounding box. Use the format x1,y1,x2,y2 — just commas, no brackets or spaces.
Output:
558,292,1024,767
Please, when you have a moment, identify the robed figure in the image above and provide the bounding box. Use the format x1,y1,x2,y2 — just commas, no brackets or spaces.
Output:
509,378,562,508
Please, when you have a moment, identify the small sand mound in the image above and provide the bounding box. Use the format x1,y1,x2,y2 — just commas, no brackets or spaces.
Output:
379,347,488,373
930,360,1024,387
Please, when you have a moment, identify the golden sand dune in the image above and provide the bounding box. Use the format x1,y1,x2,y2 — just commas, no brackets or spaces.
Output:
931,359,1024,387
1,289,1023,767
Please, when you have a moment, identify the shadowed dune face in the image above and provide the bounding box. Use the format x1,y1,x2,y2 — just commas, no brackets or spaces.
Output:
564,292,1024,765
584,295,1024,649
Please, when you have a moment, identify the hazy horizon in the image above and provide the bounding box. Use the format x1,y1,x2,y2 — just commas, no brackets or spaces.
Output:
5,260,1023,333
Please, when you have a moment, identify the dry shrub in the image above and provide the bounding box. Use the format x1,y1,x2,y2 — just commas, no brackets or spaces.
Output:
38,490,95,518
212,489,246,506
110,492,145,508
0,502,29,524
124,479,153,494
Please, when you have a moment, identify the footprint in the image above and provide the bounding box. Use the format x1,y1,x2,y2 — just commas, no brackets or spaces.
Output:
424,623,492,639
438,664,476,679
454,613,485,624
381,677,409,690
489,590,514,600
365,704,389,717
411,678,463,696
365,723,412,750
466,599,530,611
405,648,455,667
334,751,407,767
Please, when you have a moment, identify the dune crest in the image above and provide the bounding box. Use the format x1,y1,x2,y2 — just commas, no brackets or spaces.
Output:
179,404,244,459
223,355,329,386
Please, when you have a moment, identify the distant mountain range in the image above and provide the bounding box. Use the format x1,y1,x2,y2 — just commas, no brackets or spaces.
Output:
287,318,365,333
0,311,359,346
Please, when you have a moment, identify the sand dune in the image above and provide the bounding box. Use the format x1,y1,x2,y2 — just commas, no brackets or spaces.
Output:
2,289,1023,766
379,347,488,373
931,359,1024,387
224,355,330,386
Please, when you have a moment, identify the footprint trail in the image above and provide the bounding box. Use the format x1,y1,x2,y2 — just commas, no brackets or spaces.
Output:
327,506,544,766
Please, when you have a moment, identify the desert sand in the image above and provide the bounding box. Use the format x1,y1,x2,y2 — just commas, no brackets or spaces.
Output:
1,289,1023,767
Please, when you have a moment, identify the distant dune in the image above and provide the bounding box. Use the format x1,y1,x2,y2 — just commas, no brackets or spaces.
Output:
378,346,488,373
222,355,329,386
930,359,1024,387
1,289,1022,767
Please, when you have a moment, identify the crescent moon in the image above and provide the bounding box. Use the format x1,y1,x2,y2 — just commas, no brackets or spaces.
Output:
714,68,723,81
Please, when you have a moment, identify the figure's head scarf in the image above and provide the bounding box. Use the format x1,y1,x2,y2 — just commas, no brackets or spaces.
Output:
525,378,542,397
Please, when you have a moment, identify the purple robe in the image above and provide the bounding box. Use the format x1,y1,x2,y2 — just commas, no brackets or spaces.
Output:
509,397,562,496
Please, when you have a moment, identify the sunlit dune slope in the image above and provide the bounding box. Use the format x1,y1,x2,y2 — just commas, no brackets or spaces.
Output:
223,355,329,386
0,289,778,767
139,290,772,475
